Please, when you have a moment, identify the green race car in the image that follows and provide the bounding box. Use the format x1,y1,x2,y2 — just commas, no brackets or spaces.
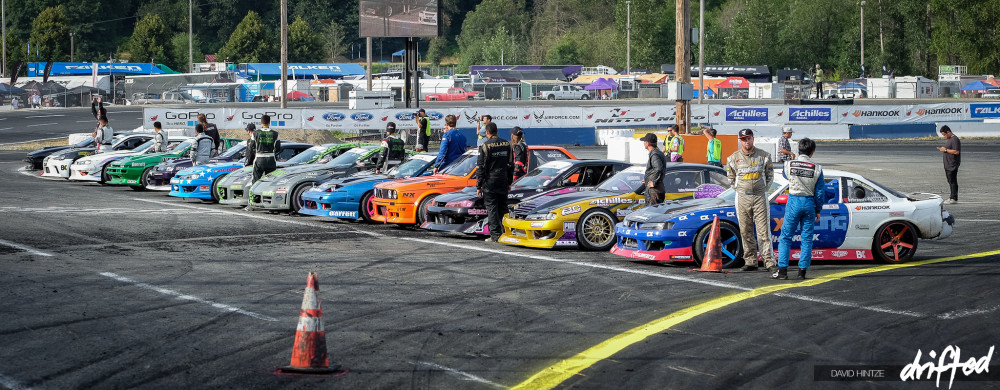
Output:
106,138,241,190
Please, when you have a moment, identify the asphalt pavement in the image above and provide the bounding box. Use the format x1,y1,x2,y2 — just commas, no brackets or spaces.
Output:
1,141,998,389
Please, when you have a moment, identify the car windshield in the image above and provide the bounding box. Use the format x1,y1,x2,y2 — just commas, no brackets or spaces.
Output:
596,169,645,192
219,143,246,158
133,139,155,152
514,161,574,187
168,140,193,151
388,155,434,177
286,146,326,164
73,138,94,148
716,181,785,202
440,154,477,176
327,148,367,166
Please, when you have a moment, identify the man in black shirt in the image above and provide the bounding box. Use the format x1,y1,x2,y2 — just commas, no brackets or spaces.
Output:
477,122,513,243
937,126,961,204
414,108,431,152
198,114,221,154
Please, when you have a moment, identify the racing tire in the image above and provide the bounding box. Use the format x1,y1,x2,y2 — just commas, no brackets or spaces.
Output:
359,191,376,223
692,220,744,268
581,94,590,100
546,95,556,100
130,168,152,191
576,208,617,251
99,163,112,185
872,221,918,263
417,195,438,225
209,174,226,203
290,182,314,213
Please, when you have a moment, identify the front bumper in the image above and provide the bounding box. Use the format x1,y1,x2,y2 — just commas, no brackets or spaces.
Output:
611,225,697,261
371,198,418,224
169,177,214,199
498,217,576,249
298,191,360,219
936,211,954,239
248,185,293,210
217,182,251,206
24,156,43,170
106,166,143,185
69,165,102,182
421,205,489,235
42,159,73,178
147,170,178,188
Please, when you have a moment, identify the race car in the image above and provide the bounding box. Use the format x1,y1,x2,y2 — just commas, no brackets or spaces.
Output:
167,142,314,200
69,136,188,183
24,137,96,170
40,133,152,177
216,143,368,207
370,146,576,225
248,145,415,212
297,153,438,221
500,164,729,251
106,137,242,190
610,169,955,267
422,159,632,236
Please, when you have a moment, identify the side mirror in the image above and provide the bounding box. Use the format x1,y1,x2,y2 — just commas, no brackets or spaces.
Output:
775,193,788,205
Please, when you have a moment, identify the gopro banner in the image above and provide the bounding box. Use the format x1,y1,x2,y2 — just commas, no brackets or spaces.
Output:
143,108,226,129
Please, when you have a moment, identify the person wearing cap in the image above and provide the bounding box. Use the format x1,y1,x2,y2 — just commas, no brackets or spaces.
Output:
639,133,667,205
703,126,722,168
726,129,775,272
510,126,528,182
477,122,513,243
777,127,795,163
663,125,676,155
415,108,431,152
775,137,824,280
667,126,685,162
243,123,257,164
476,115,493,146
190,123,215,165
433,114,467,173
376,122,407,174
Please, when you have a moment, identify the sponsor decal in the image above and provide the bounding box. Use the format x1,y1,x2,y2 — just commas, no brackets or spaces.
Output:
500,237,520,244
789,107,832,122
855,224,870,230
970,103,1000,118
831,250,848,258
467,208,487,215
773,215,848,231
530,222,545,227
323,113,346,122
554,240,578,247
532,111,582,123
669,255,692,260
889,211,904,217
327,210,358,218
351,112,374,122
822,204,839,210
631,252,656,260
726,107,768,121
616,209,634,217
678,231,687,237
563,222,576,232
590,197,636,205
851,109,900,118
917,107,963,116
855,205,889,211
561,205,582,216
401,192,416,198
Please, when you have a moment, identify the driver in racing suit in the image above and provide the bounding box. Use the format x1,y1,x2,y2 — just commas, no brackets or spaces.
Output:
251,115,280,184
726,129,775,272
774,138,824,280
376,122,406,173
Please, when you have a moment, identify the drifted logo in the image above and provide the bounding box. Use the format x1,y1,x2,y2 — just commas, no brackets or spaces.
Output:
789,108,831,122
351,112,374,122
323,113,345,122
726,108,768,121
852,109,900,117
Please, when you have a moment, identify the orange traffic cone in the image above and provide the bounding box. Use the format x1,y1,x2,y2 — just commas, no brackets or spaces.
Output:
276,272,341,374
696,216,724,272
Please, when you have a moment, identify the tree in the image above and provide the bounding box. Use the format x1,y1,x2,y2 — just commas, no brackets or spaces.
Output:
326,20,349,61
128,14,174,66
456,0,531,70
545,35,581,65
289,16,325,62
615,0,675,71
426,37,449,65
171,33,205,72
217,11,276,63
28,5,70,61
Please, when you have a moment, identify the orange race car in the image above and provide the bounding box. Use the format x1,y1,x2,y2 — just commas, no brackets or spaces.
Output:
370,146,576,225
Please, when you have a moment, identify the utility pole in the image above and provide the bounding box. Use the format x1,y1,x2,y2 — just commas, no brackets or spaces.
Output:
279,0,287,108
698,0,704,104
189,0,193,73
675,0,691,133
366,37,372,91
70,32,74,62
626,1,631,75
860,1,865,75
1,0,6,77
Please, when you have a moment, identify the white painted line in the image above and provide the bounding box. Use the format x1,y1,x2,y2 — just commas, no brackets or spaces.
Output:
0,127,13,131
938,305,1000,320
76,120,96,123
0,373,32,390
26,122,58,127
958,219,1000,223
0,206,231,215
0,238,53,257
773,292,925,317
414,361,507,389
99,272,278,321
16,167,38,177
25,114,66,118
133,198,382,238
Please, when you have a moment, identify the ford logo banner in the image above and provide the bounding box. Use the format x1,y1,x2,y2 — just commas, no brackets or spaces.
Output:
395,112,416,121
351,112,374,122
323,113,346,122
427,112,444,120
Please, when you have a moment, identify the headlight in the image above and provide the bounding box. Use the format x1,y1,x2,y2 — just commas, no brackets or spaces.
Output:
639,222,673,230
526,212,557,221
319,182,341,192
445,200,475,208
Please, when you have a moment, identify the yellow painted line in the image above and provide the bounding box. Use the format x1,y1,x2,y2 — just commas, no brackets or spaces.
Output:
512,249,1000,390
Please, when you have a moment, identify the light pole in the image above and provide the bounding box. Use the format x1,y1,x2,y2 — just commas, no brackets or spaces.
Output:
1,0,6,77
698,0,704,104
626,1,631,75
189,0,193,73
70,32,74,62
860,1,865,75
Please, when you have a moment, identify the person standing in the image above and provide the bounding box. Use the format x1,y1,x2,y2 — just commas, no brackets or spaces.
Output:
667,126,684,162
726,129,775,272
477,122,513,243
152,121,168,153
198,114,221,155
938,126,961,204
476,115,493,146
777,127,795,163
433,114,467,173
510,126,528,182
663,125,676,155
704,126,722,168
814,64,824,98
92,115,114,153
251,115,280,184
414,108,431,152
376,122,407,174
190,124,215,165
775,138,824,280
244,124,257,164
639,133,666,205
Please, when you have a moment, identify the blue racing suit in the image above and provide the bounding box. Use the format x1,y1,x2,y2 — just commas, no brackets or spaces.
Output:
778,155,825,269
435,128,468,171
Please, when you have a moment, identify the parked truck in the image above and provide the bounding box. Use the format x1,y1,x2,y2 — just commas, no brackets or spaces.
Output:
424,87,482,101
541,85,591,100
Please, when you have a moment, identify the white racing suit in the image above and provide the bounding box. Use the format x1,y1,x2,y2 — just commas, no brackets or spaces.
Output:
726,147,774,268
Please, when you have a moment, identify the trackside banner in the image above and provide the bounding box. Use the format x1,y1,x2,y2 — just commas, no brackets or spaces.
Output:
144,103,974,131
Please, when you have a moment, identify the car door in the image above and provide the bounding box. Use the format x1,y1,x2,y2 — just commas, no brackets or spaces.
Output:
769,178,848,251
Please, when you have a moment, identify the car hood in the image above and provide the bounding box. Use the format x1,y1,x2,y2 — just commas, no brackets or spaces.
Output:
178,162,243,176
435,185,547,204
119,151,184,165
322,173,390,188
75,150,132,164
258,164,352,182
624,197,733,223
512,187,614,214
28,145,73,157
377,174,462,190
50,148,98,159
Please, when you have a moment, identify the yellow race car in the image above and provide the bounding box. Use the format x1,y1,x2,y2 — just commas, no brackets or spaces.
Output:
500,164,728,251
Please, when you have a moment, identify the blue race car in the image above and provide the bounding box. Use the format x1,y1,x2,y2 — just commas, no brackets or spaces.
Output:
168,142,313,201
297,153,437,221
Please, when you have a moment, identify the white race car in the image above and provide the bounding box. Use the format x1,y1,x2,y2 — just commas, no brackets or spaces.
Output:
42,134,153,179
69,136,190,183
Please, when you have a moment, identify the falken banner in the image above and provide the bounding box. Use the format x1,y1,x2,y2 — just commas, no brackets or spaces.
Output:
146,103,973,131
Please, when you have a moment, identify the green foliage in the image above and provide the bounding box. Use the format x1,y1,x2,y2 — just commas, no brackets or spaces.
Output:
171,33,205,72
426,37,450,65
128,14,174,66
456,0,531,71
28,6,71,61
289,16,326,62
546,35,581,65
326,21,350,61
217,11,276,63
